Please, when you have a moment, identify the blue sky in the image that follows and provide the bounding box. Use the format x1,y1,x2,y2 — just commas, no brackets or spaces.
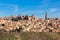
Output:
0,0,60,18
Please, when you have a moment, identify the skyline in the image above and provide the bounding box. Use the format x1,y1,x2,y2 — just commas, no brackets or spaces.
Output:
0,0,60,18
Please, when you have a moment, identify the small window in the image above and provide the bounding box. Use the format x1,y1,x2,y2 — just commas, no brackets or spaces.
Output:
48,23,52,26
1,24,5,26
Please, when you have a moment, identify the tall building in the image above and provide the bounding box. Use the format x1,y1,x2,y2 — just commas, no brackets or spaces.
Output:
45,12,48,20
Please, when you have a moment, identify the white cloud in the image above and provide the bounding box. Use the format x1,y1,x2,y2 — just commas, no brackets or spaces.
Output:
47,8,60,18
20,10,44,14
48,8,58,13
12,5,18,13
0,3,12,5
0,3,18,13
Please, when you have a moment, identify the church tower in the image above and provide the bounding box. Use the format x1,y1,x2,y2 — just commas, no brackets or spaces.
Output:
45,12,48,20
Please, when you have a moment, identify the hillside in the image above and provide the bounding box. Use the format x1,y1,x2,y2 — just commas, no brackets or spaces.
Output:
0,32,60,40
0,14,60,40
0,15,60,32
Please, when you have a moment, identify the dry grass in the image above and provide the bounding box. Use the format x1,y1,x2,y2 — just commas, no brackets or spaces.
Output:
0,32,60,40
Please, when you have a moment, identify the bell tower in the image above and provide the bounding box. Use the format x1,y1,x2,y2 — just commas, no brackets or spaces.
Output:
45,12,48,20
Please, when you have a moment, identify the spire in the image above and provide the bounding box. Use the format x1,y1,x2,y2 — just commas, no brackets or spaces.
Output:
31,12,34,16
45,12,48,20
